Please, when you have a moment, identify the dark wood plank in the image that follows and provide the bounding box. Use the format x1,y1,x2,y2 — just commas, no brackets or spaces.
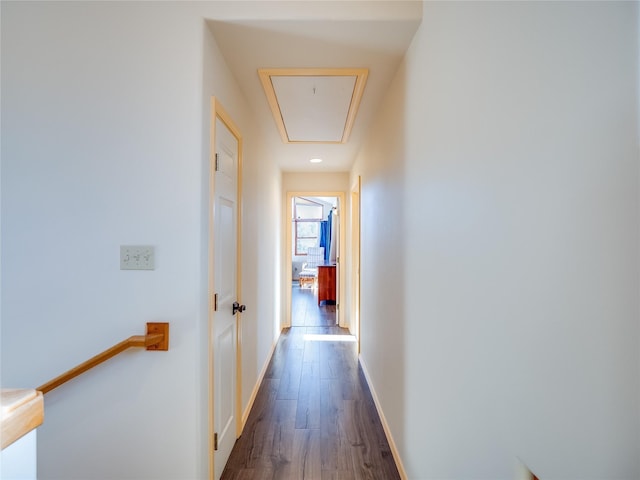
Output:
276,347,303,400
291,428,322,479
264,398,297,475
320,378,354,474
321,470,356,480
302,334,320,363
227,378,279,469
264,329,290,379
295,361,320,429
319,340,344,380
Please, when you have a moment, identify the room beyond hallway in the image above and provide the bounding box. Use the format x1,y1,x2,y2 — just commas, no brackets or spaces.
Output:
221,322,400,479
291,282,337,327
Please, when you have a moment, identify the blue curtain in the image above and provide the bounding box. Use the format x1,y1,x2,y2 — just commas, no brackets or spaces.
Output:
319,210,333,263
319,221,329,263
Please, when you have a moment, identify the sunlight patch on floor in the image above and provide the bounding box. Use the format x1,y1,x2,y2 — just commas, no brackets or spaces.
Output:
303,333,356,342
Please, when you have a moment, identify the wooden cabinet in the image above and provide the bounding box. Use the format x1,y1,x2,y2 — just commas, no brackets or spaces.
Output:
317,264,336,306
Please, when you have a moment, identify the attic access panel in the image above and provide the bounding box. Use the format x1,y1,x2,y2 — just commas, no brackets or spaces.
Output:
258,68,368,144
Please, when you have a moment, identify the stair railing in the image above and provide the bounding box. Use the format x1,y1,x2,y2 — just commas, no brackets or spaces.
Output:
37,322,169,394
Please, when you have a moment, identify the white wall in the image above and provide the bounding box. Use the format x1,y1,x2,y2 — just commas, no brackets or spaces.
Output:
353,2,639,479
0,431,38,479
1,2,281,479
282,172,350,193
350,51,409,477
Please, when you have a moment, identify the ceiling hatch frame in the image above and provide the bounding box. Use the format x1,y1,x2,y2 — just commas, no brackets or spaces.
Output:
258,68,369,145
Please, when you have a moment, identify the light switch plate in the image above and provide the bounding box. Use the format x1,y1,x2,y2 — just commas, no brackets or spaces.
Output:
120,245,155,270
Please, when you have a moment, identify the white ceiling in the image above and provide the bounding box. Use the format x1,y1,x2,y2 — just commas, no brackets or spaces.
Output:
207,13,422,172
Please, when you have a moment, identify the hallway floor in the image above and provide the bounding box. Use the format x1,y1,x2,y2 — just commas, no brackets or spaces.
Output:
221,285,400,479
291,283,336,327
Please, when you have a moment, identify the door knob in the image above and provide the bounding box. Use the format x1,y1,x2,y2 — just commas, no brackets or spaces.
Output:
232,302,246,315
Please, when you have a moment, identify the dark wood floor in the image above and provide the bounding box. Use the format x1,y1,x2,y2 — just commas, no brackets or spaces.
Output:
291,283,336,327
221,285,400,480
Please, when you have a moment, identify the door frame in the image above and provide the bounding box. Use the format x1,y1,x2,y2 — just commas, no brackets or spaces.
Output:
209,97,243,479
350,177,361,352
285,191,346,329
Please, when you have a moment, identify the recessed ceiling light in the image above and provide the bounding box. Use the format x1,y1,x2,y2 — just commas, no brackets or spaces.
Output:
310,158,323,163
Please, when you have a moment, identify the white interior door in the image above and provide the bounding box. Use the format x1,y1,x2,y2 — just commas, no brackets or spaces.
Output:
213,117,239,479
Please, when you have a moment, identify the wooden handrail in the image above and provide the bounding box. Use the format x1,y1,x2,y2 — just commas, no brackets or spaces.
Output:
1,389,44,450
37,323,169,395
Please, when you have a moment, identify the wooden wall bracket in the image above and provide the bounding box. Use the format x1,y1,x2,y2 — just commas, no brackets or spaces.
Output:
146,322,169,351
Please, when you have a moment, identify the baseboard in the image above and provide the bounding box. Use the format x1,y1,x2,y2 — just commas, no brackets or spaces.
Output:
359,356,408,480
241,336,279,428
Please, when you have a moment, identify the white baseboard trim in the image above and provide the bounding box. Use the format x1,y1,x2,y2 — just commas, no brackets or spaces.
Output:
359,356,408,480
241,336,279,429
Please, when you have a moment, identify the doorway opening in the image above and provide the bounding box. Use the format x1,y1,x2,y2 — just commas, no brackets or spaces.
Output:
291,195,338,327
285,191,346,330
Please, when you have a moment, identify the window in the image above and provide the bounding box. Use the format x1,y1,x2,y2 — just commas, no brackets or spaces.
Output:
294,197,323,255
